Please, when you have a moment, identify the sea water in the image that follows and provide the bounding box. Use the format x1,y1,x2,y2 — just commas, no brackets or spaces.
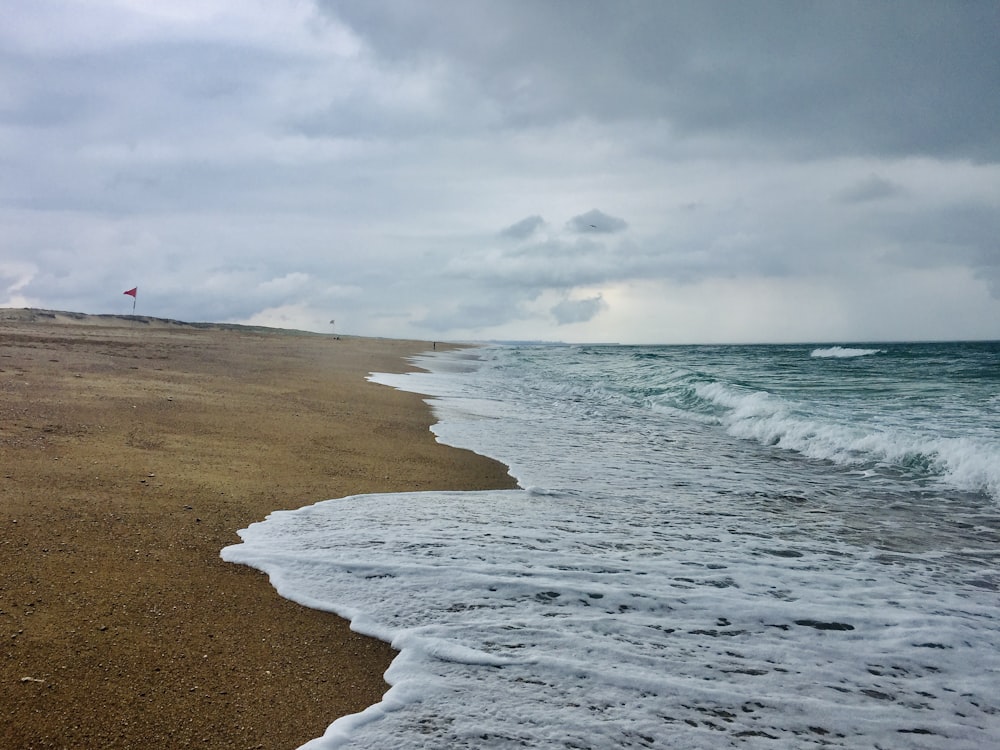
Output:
221,342,1000,749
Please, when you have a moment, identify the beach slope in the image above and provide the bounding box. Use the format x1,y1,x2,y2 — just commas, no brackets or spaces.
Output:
0,309,515,749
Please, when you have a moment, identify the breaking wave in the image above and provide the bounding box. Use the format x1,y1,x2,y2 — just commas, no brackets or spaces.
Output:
810,346,883,358
684,380,1000,499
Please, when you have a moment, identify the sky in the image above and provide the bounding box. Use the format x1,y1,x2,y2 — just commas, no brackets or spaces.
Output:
2,0,999,344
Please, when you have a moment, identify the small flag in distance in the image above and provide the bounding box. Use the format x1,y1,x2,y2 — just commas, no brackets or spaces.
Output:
123,287,137,297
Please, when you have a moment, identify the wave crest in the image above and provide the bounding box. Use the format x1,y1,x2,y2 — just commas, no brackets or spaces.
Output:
686,380,1000,499
811,346,883,358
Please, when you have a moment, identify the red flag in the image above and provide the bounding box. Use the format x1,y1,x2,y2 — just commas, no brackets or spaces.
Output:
123,287,137,297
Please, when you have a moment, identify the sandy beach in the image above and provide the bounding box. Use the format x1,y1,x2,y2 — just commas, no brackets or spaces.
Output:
0,309,516,749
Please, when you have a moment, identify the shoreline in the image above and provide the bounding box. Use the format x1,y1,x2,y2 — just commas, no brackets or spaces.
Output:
1,311,516,749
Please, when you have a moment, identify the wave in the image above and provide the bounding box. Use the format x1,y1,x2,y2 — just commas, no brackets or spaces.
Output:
678,380,1000,500
486,344,1000,500
811,346,883,358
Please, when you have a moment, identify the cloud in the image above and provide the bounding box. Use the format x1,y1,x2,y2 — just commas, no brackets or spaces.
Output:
0,261,37,297
499,215,546,240
319,0,1000,161
837,174,904,204
256,271,312,296
415,287,540,332
567,209,628,234
240,303,326,332
551,294,605,325
2,1,999,344
446,231,639,293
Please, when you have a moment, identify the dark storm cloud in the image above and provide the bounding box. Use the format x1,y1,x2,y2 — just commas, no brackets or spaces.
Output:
318,0,1000,161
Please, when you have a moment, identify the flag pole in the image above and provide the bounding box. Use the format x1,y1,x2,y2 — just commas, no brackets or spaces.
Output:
123,287,138,323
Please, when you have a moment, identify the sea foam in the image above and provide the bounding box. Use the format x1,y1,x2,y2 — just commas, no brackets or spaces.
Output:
223,486,1000,749
810,346,883,357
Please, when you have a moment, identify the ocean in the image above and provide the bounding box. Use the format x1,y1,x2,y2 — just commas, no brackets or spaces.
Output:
221,341,1000,749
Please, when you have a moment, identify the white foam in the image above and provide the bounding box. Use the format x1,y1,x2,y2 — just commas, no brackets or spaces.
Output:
223,488,1000,749
811,346,883,358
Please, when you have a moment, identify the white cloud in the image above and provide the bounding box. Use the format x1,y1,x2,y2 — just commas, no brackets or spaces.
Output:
257,272,312,296
0,261,39,309
238,303,331,332
2,0,359,57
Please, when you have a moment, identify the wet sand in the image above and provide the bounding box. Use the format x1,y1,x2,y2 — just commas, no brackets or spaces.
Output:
0,309,516,749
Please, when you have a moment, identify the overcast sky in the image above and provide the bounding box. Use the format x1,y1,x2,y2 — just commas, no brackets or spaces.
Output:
3,0,998,343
